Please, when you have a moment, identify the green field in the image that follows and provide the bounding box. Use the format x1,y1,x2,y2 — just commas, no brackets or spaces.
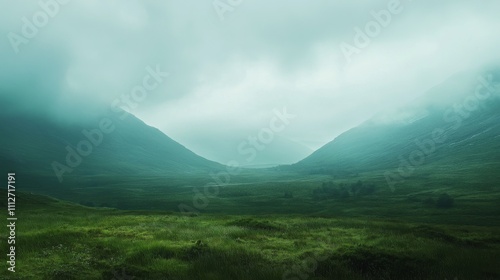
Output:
2,167,500,280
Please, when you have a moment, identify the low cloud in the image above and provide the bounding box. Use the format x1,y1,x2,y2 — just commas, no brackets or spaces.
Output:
1,0,500,164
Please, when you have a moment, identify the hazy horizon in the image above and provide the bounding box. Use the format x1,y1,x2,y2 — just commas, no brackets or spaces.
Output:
2,0,500,165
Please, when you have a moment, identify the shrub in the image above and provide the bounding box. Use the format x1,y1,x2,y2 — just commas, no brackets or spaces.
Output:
338,186,350,199
422,197,435,206
358,184,376,196
436,193,454,208
313,181,376,200
80,201,95,207
284,191,294,199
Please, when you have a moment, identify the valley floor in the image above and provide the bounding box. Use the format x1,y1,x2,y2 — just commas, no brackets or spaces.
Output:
1,190,500,280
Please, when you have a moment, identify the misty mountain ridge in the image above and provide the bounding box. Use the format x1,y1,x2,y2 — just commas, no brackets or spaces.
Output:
294,69,500,181
2,68,500,188
369,70,500,125
0,107,222,184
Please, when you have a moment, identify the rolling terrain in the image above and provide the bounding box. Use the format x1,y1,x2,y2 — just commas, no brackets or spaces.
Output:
1,70,500,279
1,190,499,280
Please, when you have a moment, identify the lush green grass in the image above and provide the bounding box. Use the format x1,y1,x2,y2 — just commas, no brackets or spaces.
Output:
2,162,500,279
1,189,500,280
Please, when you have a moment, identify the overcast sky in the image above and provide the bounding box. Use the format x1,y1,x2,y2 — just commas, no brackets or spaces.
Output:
1,0,500,166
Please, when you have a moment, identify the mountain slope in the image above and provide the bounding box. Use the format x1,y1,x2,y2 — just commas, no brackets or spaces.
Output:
293,70,500,179
0,108,222,184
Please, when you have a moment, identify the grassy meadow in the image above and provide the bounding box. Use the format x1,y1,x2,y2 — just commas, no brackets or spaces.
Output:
1,167,500,279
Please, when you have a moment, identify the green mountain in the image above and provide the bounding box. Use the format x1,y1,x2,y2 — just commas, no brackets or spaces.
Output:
293,70,500,185
0,108,222,185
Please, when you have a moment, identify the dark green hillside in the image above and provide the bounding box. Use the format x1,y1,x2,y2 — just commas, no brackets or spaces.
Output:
0,109,222,184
